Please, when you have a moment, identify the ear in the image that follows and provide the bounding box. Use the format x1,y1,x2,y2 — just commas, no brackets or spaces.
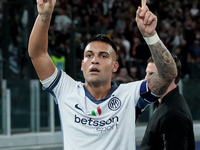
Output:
112,61,119,73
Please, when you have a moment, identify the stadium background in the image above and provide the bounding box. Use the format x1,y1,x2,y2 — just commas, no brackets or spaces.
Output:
0,0,200,149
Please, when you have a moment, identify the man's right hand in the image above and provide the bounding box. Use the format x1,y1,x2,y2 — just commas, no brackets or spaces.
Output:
37,0,56,16
135,0,157,37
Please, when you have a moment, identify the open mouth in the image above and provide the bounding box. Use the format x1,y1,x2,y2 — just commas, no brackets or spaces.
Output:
90,68,100,73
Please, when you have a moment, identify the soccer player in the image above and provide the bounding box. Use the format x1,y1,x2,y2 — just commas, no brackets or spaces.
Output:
140,54,195,150
28,0,177,149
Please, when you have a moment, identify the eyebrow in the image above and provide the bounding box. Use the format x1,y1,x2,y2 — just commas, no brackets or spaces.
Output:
85,50,110,55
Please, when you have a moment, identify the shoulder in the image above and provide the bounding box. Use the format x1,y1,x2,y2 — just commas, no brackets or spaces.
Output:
115,80,144,95
118,80,144,88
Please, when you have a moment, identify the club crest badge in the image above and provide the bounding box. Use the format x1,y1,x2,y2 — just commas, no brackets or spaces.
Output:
108,97,121,111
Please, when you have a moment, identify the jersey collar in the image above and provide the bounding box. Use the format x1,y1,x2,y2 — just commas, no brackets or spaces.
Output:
83,82,118,104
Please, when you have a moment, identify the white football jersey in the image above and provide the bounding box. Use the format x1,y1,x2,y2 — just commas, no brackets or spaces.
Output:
41,69,157,150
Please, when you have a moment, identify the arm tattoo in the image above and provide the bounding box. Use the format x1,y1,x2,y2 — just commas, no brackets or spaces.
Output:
41,18,47,23
148,40,177,95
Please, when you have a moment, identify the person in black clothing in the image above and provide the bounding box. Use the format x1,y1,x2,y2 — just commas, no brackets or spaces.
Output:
140,54,195,150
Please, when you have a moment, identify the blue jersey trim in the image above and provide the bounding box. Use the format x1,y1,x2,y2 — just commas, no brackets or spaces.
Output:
140,79,148,94
140,79,160,103
135,96,149,121
45,89,58,104
56,105,65,150
42,69,62,104
48,69,62,90
136,79,161,121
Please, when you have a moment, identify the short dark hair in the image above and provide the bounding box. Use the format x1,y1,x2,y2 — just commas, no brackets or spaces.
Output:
147,53,181,84
87,34,117,53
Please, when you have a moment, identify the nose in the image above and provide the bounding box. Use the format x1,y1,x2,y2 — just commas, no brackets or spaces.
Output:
92,56,99,64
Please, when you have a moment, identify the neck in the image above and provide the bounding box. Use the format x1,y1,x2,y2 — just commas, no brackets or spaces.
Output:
85,82,112,100
158,83,177,103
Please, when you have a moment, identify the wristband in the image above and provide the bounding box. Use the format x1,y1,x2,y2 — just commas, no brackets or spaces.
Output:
143,33,160,45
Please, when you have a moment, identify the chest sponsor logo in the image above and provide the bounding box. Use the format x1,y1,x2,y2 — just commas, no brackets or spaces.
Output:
108,97,121,111
74,115,119,133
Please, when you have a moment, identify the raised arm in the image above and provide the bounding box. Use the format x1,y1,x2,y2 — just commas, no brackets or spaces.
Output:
135,0,177,96
28,0,56,81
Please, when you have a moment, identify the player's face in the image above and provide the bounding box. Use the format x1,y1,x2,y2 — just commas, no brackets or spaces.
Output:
145,62,157,79
81,41,119,85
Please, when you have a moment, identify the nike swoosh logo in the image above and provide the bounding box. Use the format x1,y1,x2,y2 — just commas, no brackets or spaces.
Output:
75,104,84,112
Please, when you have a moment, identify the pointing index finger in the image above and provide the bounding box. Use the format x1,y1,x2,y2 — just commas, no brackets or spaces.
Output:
141,0,146,9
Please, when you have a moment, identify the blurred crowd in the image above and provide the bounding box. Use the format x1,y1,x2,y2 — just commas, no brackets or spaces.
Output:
0,0,200,82
48,0,200,83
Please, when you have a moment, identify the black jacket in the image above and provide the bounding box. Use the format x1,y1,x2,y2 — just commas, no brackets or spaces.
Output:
140,86,195,150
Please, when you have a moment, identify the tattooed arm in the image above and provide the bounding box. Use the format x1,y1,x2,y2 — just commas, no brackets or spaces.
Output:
147,42,177,95
28,0,56,81
136,0,177,95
